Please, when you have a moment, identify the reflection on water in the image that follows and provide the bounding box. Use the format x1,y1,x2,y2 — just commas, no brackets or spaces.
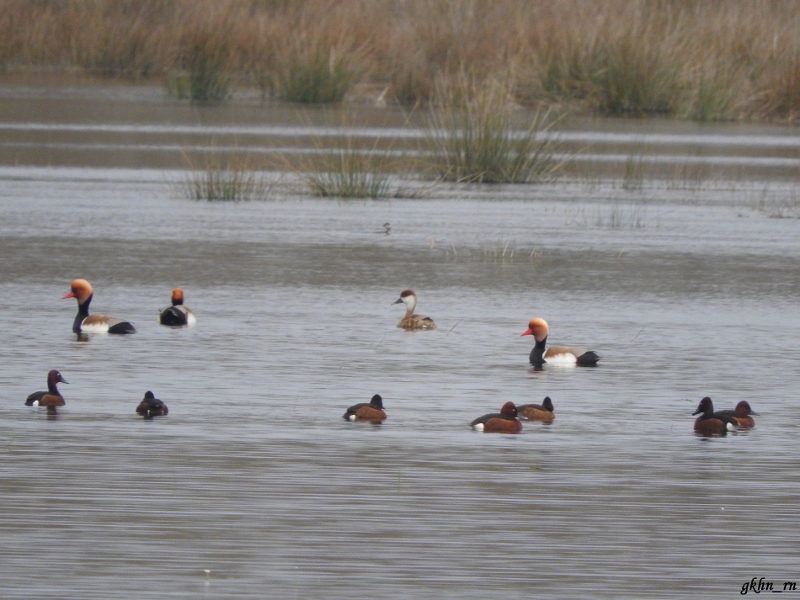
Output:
1,87,800,598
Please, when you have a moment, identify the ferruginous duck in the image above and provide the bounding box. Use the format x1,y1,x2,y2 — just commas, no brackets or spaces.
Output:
692,396,738,436
25,369,68,412
471,402,522,433
136,391,169,418
393,289,436,331
343,394,387,423
715,401,758,429
159,287,196,327
517,396,555,423
520,318,599,367
62,279,136,334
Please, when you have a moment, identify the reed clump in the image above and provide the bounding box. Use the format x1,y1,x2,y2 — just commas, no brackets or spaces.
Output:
2,0,800,121
425,76,563,184
182,153,269,201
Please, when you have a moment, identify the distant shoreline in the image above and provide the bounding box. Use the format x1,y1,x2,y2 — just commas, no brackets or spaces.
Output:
1,0,799,124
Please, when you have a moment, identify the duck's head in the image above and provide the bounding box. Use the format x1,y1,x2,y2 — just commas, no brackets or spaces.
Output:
500,402,518,418
370,394,384,409
48,369,68,386
520,318,549,342
171,287,184,305
62,279,93,304
393,289,417,308
692,396,714,416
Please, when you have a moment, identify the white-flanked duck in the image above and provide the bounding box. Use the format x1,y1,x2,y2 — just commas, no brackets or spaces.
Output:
25,369,68,412
136,391,168,418
159,287,196,327
393,289,436,331
471,402,522,434
343,394,387,423
63,279,136,334
520,318,599,367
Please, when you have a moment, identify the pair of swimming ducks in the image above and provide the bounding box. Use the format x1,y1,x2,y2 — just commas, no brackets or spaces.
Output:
396,290,601,368
342,394,555,431
25,370,167,418
63,279,196,334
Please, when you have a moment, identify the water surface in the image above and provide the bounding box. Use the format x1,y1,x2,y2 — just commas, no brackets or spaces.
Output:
1,87,799,599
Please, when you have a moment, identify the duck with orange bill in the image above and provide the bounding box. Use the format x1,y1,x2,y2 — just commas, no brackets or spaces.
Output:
520,318,599,367
159,287,196,327
63,279,135,334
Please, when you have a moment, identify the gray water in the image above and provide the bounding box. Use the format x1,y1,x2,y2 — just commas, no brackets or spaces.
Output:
1,86,799,599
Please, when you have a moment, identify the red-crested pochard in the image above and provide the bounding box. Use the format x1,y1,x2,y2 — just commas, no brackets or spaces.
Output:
159,287,196,327
520,318,599,367
63,279,136,334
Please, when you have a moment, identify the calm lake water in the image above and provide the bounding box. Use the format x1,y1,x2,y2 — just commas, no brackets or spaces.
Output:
1,85,799,599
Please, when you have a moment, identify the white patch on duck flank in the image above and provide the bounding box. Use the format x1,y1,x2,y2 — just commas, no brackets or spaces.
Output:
543,352,578,366
79,320,111,333
472,422,485,432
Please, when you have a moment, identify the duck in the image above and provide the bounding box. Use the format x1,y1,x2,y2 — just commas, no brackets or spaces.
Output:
715,401,758,429
393,289,436,330
343,394,387,423
471,402,522,433
159,287,196,327
25,369,67,412
517,396,555,423
520,318,599,367
692,397,738,436
62,279,136,334
136,391,168,418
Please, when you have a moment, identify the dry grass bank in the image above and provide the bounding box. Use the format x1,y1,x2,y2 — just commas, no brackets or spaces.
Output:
2,0,800,121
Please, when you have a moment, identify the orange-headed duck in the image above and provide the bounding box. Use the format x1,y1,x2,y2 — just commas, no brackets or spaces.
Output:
25,369,67,412
693,397,738,436
517,396,555,423
63,279,136,334
159,287,196,327
521,318,599,367
393,289,436,331
716,401,758,429
343,394,387,423
471,402,522,434
136,391,168,418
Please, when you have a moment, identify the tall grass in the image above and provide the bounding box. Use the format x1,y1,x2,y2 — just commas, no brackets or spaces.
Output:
2,0,800,121
292,122,395,198
182,153,269,201
425,76,563,184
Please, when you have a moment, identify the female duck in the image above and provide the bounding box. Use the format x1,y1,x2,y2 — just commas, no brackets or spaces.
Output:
343,394,387,423
520,318,599,367
692,397,738,436
471,402,522,434
159,287,196,327
393,289,436,331
136,391,169,418
517,396,555,423
63,279,136,334
25,369,68,412
715,401,758,428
